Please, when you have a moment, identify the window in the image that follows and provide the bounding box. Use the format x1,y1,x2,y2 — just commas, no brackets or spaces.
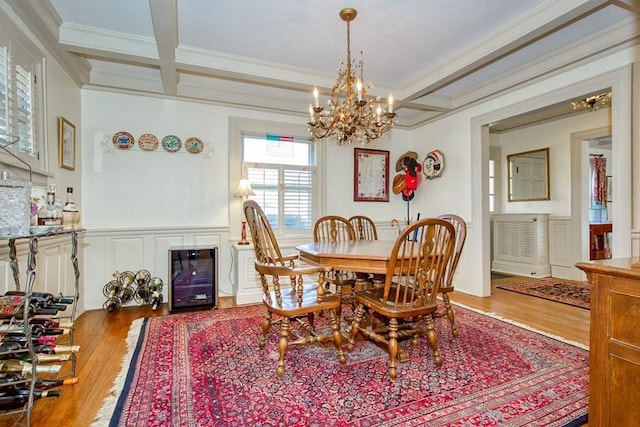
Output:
242,134,316,233
0,41,43,171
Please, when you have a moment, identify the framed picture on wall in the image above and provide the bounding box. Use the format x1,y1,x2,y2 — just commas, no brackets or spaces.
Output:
58,117,76,170
354,148,389,202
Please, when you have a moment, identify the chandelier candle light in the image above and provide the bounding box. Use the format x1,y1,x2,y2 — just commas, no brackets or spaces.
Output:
571,92,612,112
308,8,396,146
234,179,255,245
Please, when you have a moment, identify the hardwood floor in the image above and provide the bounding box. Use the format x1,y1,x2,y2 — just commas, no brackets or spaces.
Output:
1,275,589,427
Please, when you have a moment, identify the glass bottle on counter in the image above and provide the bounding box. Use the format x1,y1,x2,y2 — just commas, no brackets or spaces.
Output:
62,186,80,226
37,185,63,226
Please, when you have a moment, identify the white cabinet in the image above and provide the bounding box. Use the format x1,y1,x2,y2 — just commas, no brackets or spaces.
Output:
232,244,262,305
492,213,550,277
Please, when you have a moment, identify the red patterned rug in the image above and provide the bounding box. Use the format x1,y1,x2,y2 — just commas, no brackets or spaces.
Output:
496,278,591,309
92,304,588,426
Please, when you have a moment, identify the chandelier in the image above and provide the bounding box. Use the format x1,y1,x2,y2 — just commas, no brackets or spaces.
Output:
308,8,395,146
571,92,612,112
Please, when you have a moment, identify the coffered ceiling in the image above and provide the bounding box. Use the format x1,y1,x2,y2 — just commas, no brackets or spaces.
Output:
6,0,640,129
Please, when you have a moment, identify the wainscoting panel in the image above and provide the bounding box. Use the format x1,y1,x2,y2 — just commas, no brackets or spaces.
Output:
111,237,145,270
83,227,231,314
0,234,83,309
548,216,581,280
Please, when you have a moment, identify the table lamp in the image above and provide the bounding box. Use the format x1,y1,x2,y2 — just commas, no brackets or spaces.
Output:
234,178,255,245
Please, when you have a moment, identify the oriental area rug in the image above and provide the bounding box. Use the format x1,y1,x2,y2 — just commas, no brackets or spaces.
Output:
92,304,588,427
496,278,591,309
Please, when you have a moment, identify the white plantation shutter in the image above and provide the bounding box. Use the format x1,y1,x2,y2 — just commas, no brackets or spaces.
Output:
283,168,313,229
0,46,8,139
243,134,316,234
15,64,35,156
0,41,42,170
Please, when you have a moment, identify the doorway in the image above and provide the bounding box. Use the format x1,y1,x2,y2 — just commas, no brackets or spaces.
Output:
471,66,633,297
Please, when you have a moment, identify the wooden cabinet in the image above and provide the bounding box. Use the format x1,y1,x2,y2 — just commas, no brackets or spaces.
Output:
575,258,640,426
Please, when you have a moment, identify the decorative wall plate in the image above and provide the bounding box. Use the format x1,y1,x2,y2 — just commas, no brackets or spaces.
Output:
162,135,182,152
138,133,159,151
184,137,204,154
113,131,135,149
423,149,445,179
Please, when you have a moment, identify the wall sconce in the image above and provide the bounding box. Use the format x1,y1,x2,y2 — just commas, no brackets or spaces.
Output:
234,178,255,245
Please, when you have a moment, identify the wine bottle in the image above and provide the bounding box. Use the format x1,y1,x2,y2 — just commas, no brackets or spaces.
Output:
0,360,61,376
0,342,21,355
150,291,163,311
22,318,73,329
0,390,60,410
0,375,79,391
32,344,79,354
0,373,25,391
18,353,71,363
33,376,78,390
1,325,70,337
0,335,57,346
3,291,73,305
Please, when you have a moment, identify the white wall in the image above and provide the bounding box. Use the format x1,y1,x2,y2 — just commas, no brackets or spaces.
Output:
411,46,638,296
496,108,611,215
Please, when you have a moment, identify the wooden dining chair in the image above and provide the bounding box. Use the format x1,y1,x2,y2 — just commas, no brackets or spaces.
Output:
434,214,467,337
348,215,378,241
347,218,456,381
313,216,357,315
243,201,346,377
348,215,385,286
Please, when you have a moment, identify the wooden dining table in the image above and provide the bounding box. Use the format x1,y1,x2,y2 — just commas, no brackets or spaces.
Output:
296,239,395,275
296,239,415,362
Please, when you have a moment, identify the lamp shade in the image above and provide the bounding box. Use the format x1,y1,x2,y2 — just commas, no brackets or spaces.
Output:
234,179,255,198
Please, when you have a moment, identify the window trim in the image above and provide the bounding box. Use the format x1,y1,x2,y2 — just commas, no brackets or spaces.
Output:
0,28,48,184
229,117,325,240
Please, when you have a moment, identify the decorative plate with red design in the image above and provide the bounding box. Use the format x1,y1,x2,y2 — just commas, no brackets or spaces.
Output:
138,133,159,151
113,131,135,149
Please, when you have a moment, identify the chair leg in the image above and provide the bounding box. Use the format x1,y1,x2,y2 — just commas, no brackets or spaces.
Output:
387,318,399,382
276,317,290,378
259,311,271,349
347,304,366,351
442,293,459,337
330,309,347,364
424,315,442,367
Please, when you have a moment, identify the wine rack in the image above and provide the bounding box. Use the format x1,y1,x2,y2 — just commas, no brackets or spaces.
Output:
0,228,83,426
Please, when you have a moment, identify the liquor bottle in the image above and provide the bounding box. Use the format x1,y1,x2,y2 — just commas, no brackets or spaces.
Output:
0,359,61,376
62,186,80,226
37,185,62,226
0,390,60,410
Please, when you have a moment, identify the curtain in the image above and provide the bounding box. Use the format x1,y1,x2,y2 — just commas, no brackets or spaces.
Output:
591,156,607,206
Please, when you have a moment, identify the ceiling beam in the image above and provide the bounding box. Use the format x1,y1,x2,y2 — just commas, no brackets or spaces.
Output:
149,0,178,95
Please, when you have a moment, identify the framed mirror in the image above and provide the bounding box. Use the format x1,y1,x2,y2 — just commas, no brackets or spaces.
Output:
507,147,550,201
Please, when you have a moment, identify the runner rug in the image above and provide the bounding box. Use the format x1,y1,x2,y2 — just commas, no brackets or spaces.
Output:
92,304,588,427
496,278,591,309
